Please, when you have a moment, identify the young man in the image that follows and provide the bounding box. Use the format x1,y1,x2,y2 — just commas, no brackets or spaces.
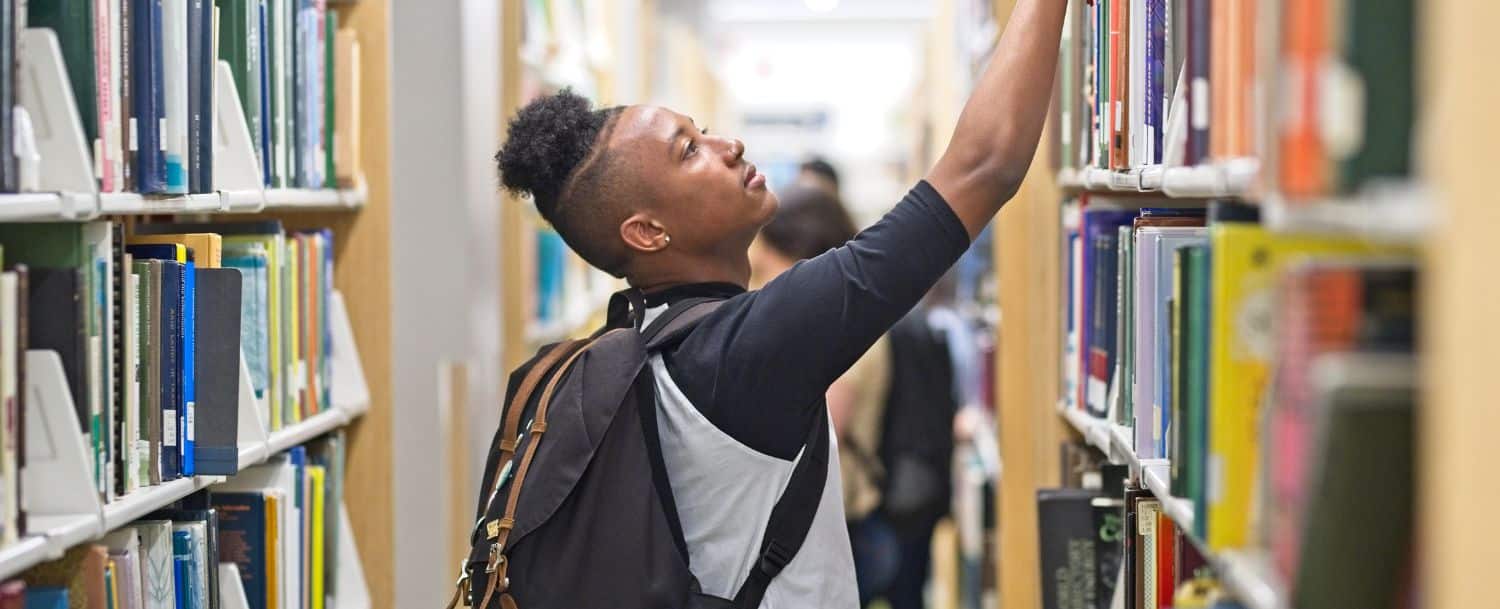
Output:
492,0,1066,605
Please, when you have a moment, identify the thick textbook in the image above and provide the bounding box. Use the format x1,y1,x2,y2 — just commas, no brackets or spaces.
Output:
1037,488,1101,609
192,268,244,474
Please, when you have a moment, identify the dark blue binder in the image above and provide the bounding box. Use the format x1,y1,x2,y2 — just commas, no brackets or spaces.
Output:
131,0,168,193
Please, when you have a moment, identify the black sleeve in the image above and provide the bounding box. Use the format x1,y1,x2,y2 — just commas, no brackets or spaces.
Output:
663,181,972,459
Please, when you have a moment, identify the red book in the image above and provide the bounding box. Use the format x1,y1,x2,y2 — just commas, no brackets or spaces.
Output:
1109,0,1130,168
1157,511,1176,608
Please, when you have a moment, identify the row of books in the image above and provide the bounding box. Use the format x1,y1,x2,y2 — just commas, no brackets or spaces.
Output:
0,219,336,541
1054,0,1416,199
1047,421,1413,609
1058,196,1417,606
10,436,344,609
15,0,360,194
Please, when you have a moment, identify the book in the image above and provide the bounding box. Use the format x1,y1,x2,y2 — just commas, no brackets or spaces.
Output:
1038,488,1101,609
1169,245,1210,512
192,267,242,474
1184,0,1210,164
1205,221,1394,550
22,544,108,609
130,0,168,193
8,264,25,540
0,0,17,192
1138,499,1160,609
0,269,20,543
307,465,325,609
135,260,163,485
187,0,213,193
1266,260,1416,582
121,0,136,192
25,588,68,609
1092,489,1126,609
25,268,89,434
1290,353,1415,609
224,247,269,410
171,529,194,609
163,0,188,193
132,520,175,609
1079,206,1138,415
211,492,271,609
126,233,223,270
102,528,144,609
322,10,334,187
1155,509,1175,608
1137,227,1207,459
0,581,25,609
126,245,184,480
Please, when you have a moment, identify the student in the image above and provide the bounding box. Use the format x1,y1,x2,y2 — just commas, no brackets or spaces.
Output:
490,0,1065,604
747,184,901,605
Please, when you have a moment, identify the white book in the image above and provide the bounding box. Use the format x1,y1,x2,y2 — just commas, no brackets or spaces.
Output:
274,0,290,186
110,0,124,191
1129,0,1147,167
0,272,16,545
103,527,145,609
164,0,190,193
133,520,177,609
123,270,140,493
83,221,114,502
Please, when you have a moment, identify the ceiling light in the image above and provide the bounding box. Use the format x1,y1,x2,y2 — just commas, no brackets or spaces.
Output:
805,0,839,13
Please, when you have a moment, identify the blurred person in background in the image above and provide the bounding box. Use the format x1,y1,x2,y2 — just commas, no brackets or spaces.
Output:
749,184,902,606
798,156,841,197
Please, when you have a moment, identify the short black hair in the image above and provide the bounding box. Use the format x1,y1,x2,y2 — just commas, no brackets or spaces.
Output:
496,89,630,276
799,157,839,192
758,183,858,261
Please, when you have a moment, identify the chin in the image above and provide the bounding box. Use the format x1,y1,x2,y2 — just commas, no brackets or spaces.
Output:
754,189,780,225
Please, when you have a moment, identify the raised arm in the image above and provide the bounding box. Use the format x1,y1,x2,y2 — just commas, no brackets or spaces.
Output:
927,0,1068,239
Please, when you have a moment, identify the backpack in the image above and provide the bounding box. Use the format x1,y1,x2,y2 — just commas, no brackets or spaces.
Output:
876,310,958,539
445,295,830,609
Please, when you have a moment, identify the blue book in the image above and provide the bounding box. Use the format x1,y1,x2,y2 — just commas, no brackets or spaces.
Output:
181,255,196,476
131,0,167,193
23,587,69,609
1148,0,1165,164
225,251,269,400
211,493,269,609
187,0,213,192
128,245,184,479
173,530,194,609
1078,208,1138,417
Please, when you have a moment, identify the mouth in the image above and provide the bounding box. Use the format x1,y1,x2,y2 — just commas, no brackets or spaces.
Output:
743,163,766,190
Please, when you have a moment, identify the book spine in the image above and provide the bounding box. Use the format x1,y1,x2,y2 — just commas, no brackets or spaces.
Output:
160,263,179,480
180,260,195,476
95,0,113,191
1185,0,1210,164
258,0,272,186
121,0,135,191
186,0,204,193
1149,0,1165,164
163,0,187,193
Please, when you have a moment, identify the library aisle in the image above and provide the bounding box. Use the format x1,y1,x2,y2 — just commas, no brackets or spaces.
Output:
0,0,1485,609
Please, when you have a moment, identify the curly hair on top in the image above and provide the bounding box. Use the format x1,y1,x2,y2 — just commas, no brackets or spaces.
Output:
495,89,630,275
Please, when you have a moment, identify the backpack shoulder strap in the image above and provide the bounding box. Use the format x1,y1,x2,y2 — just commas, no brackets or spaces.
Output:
641,298,724,351
732,409,830,608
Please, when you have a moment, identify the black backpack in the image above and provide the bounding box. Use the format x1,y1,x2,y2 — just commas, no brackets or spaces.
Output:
876,310,958,539
445,295,829,609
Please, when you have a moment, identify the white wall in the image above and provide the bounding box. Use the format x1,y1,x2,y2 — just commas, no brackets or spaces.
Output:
390,0,501,604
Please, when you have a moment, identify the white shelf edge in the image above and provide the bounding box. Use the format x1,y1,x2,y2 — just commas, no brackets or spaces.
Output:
0,536,53,581
1053,403,1288,609
101,475,221,531
98,192,223,215
1061,160,1262,199
265,407,355,456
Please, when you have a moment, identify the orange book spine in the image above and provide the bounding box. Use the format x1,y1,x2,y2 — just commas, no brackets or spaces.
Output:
1210,0,1230,159
1157,512,1177,608
1279,0,1327,197
1110,0,1130,168
1234,0,1258,158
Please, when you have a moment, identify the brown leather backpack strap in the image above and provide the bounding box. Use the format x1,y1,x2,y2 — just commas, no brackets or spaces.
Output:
492,335,601,553
492,340,583,497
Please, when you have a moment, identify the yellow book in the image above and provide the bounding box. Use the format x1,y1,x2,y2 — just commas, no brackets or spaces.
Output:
287,238,302,423
1206,222,1397,550
266,493,280,609
126,233,223,268
309,465,327,609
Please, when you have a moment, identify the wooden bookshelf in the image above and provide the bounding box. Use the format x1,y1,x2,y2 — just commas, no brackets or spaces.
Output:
1422,1,1498,608
993,0,1448,607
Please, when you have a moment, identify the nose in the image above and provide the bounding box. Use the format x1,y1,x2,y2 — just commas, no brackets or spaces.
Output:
715,136,745,165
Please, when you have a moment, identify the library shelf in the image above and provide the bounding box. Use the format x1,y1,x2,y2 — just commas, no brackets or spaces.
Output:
1055,402,1288,609
0,187,366,222
100,192,225,215
524,288,613,345
1263,183,1430,244
0,402,368,583
1059,159,1261,199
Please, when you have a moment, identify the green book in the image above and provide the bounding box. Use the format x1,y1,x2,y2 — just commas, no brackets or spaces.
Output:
1338,0,1415,192
28,0,98,158
1179,244,1210,539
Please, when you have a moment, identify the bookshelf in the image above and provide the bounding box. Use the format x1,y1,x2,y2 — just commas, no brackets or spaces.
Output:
994,0,1438,608
0,0,397,607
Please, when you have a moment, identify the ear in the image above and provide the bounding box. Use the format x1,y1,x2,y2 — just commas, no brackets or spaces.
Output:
620,212,670,253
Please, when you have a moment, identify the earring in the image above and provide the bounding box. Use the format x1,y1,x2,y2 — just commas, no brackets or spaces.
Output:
663,235,672,246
